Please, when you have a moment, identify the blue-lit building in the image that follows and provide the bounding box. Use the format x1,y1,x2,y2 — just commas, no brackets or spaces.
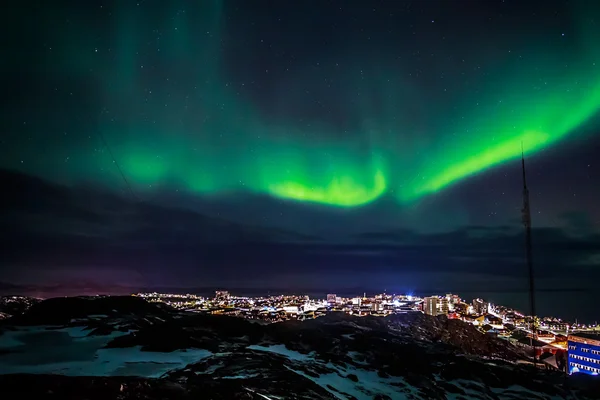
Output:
568,333,600,376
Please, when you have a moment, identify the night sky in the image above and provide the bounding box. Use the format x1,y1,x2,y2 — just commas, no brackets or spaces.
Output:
2,1,600,320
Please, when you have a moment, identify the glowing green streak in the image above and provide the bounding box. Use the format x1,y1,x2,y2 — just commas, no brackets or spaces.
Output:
104,8,600,207
406,59,600,201
411,131,551,197
4,1,600,208
269,170,387,207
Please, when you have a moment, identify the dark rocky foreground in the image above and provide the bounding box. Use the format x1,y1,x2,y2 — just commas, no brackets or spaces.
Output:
0,296,599,399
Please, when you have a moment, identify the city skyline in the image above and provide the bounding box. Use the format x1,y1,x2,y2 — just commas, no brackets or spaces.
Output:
0,279,597,324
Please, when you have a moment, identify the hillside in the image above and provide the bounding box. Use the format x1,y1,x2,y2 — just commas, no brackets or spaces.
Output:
0,296,599,399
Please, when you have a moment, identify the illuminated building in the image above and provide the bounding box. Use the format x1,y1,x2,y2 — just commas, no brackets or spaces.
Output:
215,291,230,302
440,298,449,315
283,306,299,314
445,294,460,311
454,302,469,314
545,321,568,331
327,294,337,304
472,298,488,315
302,302,319,312
568,333,600,376
424,297,439,316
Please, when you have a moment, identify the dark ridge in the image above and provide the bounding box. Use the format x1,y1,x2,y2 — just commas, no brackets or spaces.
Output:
0,296,40,317
8,296,167,325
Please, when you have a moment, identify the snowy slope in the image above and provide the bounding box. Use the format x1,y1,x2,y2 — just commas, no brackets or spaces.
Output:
0,296,599,400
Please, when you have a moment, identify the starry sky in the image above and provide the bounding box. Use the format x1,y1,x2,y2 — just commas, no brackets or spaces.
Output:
2,0,600,319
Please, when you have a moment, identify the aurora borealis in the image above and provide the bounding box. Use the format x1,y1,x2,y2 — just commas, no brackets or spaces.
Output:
2,0,600,208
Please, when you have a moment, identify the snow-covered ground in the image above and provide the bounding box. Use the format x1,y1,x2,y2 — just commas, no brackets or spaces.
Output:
244,343,550,400
247,344,315,361
0,328,581,400
0,326,211,377
247,343,414,400
286,364,415,400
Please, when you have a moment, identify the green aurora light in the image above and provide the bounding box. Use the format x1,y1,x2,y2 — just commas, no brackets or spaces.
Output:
6,1,600,208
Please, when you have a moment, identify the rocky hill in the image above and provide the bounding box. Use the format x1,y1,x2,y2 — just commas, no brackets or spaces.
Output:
0,295,40,318
9,295,168,324
0,296,599,399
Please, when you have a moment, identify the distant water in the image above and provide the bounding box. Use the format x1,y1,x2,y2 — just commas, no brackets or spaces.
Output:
460,289,599,324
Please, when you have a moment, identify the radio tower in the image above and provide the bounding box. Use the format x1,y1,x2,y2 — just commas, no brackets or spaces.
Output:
521,143,537,367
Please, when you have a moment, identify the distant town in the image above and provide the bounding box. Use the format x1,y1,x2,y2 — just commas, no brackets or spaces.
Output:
134,290,598,332
1,291,599,376
135,290,600,376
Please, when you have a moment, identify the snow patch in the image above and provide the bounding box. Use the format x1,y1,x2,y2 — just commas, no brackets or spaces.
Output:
247,344,315,361
221,373,260,379
285,362,413,400
0,327,211,377
347,351,369,365
244,387,279,399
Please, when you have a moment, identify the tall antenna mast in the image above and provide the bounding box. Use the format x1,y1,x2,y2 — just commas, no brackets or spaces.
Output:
521,142,537,367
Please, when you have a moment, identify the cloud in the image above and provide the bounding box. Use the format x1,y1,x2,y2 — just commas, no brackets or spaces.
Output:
558,211,598,237
1,168,599,294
